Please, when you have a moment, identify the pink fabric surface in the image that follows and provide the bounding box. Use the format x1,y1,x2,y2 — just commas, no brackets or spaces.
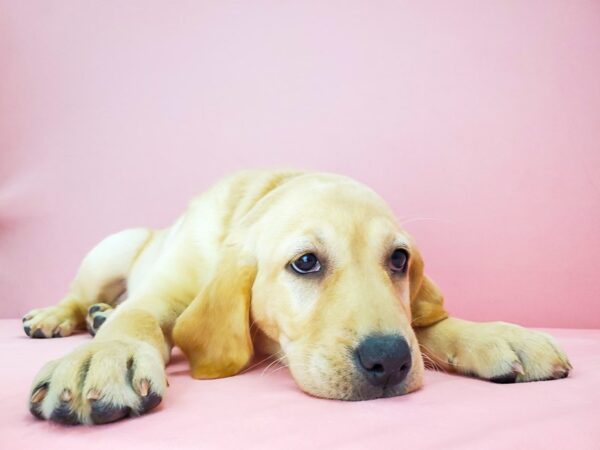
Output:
2,1,600,327
1,320,598,449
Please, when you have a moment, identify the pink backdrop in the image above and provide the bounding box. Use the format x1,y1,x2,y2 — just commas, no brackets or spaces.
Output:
1,1,599,327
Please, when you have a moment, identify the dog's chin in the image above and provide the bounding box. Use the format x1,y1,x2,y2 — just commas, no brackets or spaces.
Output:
296,370,423,401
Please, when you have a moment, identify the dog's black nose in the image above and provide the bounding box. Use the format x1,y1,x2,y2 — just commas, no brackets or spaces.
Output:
355,334,412,387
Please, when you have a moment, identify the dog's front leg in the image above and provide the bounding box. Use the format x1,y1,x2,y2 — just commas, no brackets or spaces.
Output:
27,298,182,425
414,317,571,383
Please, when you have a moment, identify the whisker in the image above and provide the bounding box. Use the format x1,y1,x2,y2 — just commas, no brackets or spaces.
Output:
260,354,287,377
240,351,284,375
418,342,468,370
421,353,444,372
269,363,290,374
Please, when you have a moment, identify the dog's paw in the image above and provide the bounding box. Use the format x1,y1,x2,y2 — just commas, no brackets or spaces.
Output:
23,306,82,338
86,303,114,336
29,339,166,425
448,322,571,383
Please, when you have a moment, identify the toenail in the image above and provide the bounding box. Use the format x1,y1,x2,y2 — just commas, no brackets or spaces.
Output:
139,379,149,397
511,361,525,376
31,386,47,403
60,389,72,402
86,389,101,401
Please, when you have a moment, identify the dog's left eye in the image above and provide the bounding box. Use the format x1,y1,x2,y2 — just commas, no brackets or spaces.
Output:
389,248,409,273
291,253,322,274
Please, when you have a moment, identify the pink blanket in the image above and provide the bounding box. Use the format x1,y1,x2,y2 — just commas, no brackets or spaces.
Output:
2,320,598,449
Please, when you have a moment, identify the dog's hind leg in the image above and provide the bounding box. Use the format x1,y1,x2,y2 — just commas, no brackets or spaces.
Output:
22,228,153,338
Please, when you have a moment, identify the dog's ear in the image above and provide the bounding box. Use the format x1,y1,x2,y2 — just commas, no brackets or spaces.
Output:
409,247,449,327
173,248,256,379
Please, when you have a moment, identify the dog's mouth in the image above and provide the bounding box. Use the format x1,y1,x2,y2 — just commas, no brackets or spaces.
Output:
343,381,409,401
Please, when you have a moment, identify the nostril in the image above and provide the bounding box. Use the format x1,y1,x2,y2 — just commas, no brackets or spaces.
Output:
356,353,386,374
371,363,384,374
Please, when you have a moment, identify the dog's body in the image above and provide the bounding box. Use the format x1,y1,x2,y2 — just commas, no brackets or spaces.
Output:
24,171,571,425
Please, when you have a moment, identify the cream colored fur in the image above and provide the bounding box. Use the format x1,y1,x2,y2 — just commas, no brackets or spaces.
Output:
24,171,571,425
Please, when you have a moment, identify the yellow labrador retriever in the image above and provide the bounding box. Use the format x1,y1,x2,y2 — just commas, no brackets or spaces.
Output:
23,171,571,425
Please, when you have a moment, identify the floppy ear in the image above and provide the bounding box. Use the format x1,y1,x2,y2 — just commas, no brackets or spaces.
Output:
173,250,256,379
409,248,449,328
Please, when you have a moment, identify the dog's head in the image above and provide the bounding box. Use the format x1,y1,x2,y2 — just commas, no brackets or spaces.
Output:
173,174,447,400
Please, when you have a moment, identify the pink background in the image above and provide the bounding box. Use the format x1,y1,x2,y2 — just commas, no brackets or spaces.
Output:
1,1,599,327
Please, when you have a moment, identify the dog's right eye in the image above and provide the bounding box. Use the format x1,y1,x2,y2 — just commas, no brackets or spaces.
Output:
389,248,409,273
290,253,322,274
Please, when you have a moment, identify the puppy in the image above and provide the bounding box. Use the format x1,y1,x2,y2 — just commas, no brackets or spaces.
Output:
23,171,571,425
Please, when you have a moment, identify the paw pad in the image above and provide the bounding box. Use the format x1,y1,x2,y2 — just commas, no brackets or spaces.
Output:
86,303,114,336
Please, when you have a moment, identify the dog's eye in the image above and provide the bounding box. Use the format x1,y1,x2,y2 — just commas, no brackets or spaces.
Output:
291,253,322,274
389,248,409,273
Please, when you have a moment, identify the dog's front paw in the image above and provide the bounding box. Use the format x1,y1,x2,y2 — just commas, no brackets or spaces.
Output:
23,305,82,338
449,322,571,383
29,339,166,424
